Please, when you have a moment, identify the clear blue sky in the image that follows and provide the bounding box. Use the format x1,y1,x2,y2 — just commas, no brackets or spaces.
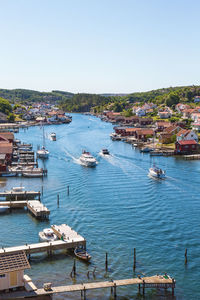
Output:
0,0,199,94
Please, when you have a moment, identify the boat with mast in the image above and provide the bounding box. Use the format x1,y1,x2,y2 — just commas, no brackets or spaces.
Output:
37,124,49,159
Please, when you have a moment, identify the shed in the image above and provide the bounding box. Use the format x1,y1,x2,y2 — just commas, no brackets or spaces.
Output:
0,251,30,291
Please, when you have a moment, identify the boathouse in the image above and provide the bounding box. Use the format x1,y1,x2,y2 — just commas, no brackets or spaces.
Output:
0,251,30,291
175,140,198,154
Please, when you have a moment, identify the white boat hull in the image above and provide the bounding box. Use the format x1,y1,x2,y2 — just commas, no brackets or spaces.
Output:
149,168,165,179
37,150,49,159
80,158,97,167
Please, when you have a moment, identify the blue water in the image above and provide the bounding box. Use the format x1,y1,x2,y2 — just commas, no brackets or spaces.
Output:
0,114,199,300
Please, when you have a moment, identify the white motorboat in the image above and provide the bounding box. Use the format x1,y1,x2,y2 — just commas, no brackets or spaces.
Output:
39,228,58,242
37,146,49,159
22,168,43,177
110,133,121,141
99,149,110,156
50,132,56,141
149,165,166,179
79,150,97,167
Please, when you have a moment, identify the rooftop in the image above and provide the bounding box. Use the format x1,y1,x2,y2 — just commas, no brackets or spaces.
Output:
0,251,30,274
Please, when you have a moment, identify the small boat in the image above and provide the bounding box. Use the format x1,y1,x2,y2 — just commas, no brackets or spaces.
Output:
74,247,91,261
1,172,17,177
110,133,121,141
133,143,138,147
37,146,49,159
149,165,166,179
22,171,43,178
79,150,97,167
140,147,153,153
99,149,110,156
11,186,25,192
39,228,58,242
50,132,56,141
0,206,9,213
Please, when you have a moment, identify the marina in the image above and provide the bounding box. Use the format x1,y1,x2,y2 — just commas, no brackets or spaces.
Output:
0,115,199,299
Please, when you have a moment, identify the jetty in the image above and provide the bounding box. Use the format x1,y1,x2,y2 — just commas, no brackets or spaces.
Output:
0,200,49,219
0,190,41,201
182,154,200,160
0,274,175,299
0,225,86,256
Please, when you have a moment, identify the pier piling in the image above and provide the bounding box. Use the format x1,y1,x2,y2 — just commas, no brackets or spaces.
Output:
185,248,187,264
105,252,108,271
67,185,69,195
73,259,76,276
133,248,136,270
57,194,59,207
114,283,117,299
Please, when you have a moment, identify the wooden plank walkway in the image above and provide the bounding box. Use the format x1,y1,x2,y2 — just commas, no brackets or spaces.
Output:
0,275,175,299
27,200,50,219
0,239,86,256
51,224,84,242
0,200,49,219
182,154,200,160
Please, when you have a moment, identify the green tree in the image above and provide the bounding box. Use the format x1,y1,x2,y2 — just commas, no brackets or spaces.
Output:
0,98,12,114
7,113,15,122
166,93,180,107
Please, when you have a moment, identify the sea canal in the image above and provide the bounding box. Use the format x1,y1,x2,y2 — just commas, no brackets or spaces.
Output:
0,114,199,300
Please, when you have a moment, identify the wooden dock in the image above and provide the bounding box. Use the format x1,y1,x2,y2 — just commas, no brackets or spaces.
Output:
0,239,86,256
0,190,40,201
0,275,175,299
51,224,85,242
0,200,49,219
27,200,50,219
182,154,200,160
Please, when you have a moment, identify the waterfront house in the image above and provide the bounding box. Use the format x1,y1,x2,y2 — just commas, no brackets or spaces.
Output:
0,251,30,291
155,121,172,132
176,129,198,142
175,140,198,154
0,132,14,143
139,117,153,126
158,125,181,144
135,129,154,141
0,142,13,164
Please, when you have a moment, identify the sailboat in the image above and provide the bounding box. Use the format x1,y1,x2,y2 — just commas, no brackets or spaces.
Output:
37,124,49,159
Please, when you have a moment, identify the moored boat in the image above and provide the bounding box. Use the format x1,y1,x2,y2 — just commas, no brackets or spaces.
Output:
37,146,49,159
39,228,58,242
74,247,91,261
149,165,166,179
79,150,97,167
110,133,121,141
140,147,153,153
99,149,110,156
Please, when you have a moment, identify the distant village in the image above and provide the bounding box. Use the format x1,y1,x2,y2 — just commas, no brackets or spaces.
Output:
96,96,200,155
0,102,71,125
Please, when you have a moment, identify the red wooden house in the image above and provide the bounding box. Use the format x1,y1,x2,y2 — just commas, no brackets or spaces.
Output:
175,140,198,154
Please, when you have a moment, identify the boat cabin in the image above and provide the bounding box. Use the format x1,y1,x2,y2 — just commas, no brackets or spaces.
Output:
0,251,30,291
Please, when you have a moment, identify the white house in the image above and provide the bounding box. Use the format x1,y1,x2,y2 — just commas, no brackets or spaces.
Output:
176,129,198,142
135,108,146,117
158,111,172,119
